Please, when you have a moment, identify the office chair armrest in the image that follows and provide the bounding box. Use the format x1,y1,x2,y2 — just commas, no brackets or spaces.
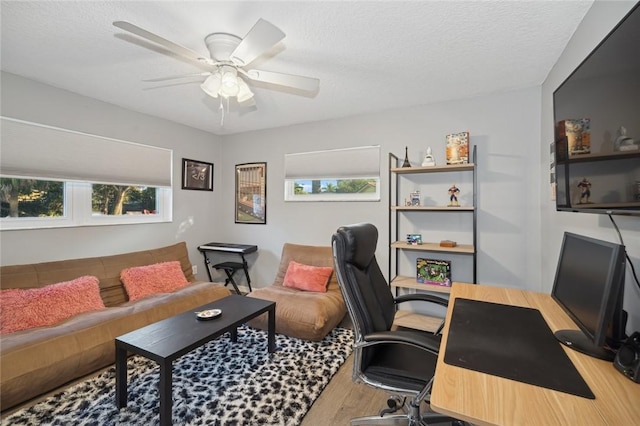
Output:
362,330,440,355
394,293,449,308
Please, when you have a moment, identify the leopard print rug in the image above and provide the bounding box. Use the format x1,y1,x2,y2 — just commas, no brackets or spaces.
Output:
3,325,353,425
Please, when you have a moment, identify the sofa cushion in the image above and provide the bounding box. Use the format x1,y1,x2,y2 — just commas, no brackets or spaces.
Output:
283,261,333,293
0,281,231,411
120,261,189,301
272,243,342,293
0,276,105,335
0,242,197,307
247,285,345,341
247,243,346,341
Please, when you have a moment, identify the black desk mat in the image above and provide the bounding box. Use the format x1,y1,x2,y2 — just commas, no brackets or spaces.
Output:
444,298,594,399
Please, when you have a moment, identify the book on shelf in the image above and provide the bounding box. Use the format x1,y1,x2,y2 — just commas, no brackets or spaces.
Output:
417,258,452,287
446,132,470,165
557,119,590,156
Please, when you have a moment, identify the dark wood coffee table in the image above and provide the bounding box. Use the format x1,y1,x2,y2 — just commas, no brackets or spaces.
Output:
115,294,275,426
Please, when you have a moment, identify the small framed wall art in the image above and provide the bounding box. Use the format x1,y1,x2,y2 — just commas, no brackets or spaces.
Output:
235,162,267,224
182,158,214,191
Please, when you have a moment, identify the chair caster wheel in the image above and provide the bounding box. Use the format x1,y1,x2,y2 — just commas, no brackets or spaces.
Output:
379,395,405,416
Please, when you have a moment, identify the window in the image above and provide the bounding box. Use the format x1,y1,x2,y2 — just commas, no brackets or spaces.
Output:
0,178,170,230
288,178,379,201
0,117,172,230
0,178,64,218
92,184,158,216
284,146,381,202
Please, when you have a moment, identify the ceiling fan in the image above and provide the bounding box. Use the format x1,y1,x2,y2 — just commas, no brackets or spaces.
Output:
113,19,319,115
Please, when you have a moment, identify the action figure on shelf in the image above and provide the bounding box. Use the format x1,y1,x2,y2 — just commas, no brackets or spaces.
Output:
448,184,460,207
577,177,592,204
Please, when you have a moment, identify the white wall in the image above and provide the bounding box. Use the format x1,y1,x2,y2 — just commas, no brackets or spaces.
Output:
6,2,636,337
541,0,640,334
1,70,543,294
0,72,224,278
219,87,542,294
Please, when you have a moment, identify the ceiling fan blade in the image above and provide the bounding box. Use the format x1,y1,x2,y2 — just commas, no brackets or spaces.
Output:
142,72,210,82
113,21,212,65
242,69,319,92
230,19,285,66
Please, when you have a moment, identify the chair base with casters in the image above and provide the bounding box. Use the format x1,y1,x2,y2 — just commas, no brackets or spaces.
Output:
349,335,462,426
332,223,471,426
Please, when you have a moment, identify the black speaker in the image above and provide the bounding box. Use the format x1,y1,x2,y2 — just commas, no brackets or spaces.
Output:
614,331,640,383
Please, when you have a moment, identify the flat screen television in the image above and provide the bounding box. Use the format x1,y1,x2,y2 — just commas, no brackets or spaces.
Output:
551,232,627,361
553,3,640,216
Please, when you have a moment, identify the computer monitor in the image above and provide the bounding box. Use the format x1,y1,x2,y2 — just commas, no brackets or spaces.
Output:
551,232,627,361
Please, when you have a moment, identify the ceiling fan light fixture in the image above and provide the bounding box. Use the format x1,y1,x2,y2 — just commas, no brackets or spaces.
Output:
236,77,254,103
220,67,240,98
200,72,221,98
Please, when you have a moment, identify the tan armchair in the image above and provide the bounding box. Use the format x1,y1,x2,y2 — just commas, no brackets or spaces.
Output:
246,243,346,341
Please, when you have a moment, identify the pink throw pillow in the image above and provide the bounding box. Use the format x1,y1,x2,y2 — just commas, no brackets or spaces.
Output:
0,276,105,335
282,261,333,293
121,261,189,301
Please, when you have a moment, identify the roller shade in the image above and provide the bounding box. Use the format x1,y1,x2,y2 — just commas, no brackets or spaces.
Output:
0,117,172,187
284,145,380,179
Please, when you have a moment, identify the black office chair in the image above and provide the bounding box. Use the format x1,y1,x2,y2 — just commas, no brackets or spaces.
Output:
332,223,464,426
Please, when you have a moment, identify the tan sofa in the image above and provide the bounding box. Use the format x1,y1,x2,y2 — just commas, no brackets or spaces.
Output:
0,242,231,412
247,243,346,341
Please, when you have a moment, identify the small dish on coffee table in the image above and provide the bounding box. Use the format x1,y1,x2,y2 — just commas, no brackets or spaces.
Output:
196,309,222,320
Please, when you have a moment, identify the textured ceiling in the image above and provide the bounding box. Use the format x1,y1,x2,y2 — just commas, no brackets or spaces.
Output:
0,1,594,136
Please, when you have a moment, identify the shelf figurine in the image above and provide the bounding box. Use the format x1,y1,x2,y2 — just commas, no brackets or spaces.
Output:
421,147,436,167
577,177,592,204
410,190,421,206
614,126,638,152
448,183,460,207
402,146,411,168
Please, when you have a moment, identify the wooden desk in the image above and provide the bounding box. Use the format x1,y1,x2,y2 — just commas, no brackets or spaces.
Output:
430,282,640,425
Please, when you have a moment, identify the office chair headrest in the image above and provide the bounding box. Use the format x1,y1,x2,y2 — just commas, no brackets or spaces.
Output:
335,223,378,269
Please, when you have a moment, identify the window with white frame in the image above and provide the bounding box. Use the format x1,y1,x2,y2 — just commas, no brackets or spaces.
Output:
284,146,381,202
0,117,172,230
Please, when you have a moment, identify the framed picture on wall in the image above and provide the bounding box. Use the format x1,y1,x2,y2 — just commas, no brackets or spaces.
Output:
235,162,267,224
182,158,213,191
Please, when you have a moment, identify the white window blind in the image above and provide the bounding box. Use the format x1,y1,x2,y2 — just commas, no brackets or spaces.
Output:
284,145,380,179
0,117,172,187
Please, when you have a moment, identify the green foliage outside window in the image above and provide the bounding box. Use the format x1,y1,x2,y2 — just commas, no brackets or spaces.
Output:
0,178,63,218
293,179,377,195
0,178,158,218
92,184,157,215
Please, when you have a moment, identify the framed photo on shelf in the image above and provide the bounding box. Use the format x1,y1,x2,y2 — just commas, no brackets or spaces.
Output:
446,131,470,165
235,162,267,224
417,258,452,287
182,158,213,191
406,234,423,245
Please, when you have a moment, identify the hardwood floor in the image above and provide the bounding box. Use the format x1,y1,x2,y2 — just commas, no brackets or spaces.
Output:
300,353,390,425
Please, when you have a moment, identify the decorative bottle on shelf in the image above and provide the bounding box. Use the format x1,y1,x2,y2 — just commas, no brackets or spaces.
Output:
402,146,411,168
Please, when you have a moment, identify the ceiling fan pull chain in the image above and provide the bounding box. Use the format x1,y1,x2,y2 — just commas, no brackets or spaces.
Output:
219,97,225,126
